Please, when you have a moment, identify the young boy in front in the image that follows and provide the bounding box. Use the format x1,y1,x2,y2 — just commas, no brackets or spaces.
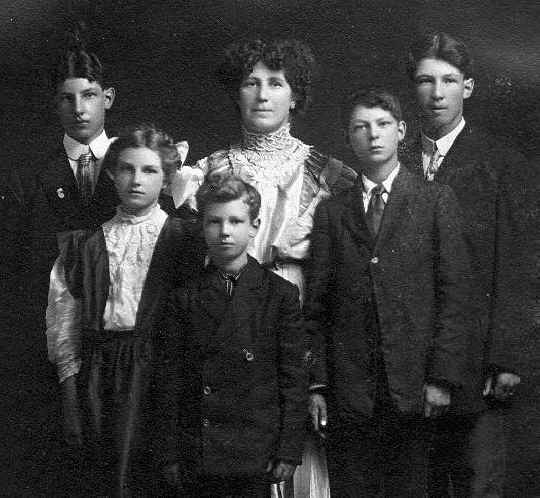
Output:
305,88,473,497
157,175,307,497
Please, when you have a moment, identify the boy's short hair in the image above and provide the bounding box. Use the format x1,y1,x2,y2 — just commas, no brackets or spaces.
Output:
196,174,261,222
216,38,316,115
407,32,473,80
341,88,403,130
102,124,181,184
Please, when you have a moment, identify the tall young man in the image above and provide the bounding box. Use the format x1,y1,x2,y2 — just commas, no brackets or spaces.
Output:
403,31,525,497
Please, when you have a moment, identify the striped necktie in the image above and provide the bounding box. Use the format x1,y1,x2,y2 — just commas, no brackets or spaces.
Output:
366,184,386,237
77,151,94,206
425,143,440,182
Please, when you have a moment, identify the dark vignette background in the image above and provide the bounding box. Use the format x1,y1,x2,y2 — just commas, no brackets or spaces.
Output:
1,0,539,495
2,0,539,167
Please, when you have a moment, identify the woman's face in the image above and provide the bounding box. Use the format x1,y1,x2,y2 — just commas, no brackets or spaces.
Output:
238,62,295,134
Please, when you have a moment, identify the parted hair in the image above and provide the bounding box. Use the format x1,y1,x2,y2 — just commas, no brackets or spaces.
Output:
103,124,181,185
341,88,403,130
216,38,317,114
196,174,261,222
407,32,474,80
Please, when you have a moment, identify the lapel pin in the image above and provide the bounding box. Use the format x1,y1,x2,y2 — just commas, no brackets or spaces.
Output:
56,187,65,199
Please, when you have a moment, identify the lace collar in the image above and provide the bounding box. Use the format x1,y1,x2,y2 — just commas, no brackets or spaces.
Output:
114,203,164,225
240,123,298,153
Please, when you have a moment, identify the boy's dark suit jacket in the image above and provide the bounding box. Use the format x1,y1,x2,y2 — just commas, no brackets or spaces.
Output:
401,125,537,407
157,255,307,479
305,165,473,418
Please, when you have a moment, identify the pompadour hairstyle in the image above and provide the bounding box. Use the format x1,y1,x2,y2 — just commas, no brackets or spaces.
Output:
407,32,473,80
102,123,181,185
216,38,316,114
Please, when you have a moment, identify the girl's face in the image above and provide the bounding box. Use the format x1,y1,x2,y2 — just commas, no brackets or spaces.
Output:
238,61,295,134
114,147,165,216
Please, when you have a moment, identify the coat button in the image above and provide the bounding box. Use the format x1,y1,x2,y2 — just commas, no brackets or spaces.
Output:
370,257,379,264
203,386,211,395
202,418,210,427
245,351,255,362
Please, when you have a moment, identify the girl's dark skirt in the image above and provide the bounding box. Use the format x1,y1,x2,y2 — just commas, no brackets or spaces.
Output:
78,330,156,497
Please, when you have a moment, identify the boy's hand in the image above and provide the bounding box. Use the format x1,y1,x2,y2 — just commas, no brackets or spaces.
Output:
423,384,450,418
61,375,83,447
483,372,521,401
162,463,180,487
266,460,296,482
308,393,327,434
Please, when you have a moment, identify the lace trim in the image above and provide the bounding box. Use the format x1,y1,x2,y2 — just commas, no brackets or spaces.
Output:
240,123,298,153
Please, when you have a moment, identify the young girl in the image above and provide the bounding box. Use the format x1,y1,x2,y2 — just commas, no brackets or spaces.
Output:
46,124,197,497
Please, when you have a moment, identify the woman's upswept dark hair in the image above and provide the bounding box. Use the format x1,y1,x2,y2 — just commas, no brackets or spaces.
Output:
407,32,473,80
216,38,317,114
103,124,181,184
196,174,261,222
341,88,403,130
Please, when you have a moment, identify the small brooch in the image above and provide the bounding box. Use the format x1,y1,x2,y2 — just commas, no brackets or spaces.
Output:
56,187,65,199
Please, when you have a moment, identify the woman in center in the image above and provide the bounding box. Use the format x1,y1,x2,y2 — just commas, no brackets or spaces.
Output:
175,38,356,498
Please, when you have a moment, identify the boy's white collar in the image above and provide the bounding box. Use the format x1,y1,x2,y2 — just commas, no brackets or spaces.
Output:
63,130,110,160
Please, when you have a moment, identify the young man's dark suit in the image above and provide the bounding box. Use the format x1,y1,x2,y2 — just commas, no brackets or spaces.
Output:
305,165,473,497
157,255,307,496
402,124,531,496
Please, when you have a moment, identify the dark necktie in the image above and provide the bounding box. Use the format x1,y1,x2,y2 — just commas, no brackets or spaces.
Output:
77,151,94,206
366,184,386,237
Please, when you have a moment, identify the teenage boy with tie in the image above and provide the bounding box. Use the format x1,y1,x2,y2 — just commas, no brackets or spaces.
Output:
306,88,473,497
403,32,526,497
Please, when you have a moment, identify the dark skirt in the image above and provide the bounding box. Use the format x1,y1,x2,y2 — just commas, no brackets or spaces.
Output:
78,330,155,497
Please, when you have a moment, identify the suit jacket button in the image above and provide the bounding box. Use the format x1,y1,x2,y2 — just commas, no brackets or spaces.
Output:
202,418,210,427
203,386,211,395
245,351,255,362
371,256,379,264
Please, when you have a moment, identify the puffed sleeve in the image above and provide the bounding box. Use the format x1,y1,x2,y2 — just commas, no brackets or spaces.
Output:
45,251,82,384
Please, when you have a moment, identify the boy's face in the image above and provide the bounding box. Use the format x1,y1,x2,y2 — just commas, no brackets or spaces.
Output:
113,147,165,216
203,198,259,267
413,57,474,139
347,105,405,170
56,77,115,144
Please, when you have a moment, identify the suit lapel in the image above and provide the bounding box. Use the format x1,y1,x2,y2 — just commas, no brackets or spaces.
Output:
342,183,375,251
374,167,414,253
135,218,172,331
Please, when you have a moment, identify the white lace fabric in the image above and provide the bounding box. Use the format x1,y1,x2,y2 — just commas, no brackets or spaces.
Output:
45,204,168,383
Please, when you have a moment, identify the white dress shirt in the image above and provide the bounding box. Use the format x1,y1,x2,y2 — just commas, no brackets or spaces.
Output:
361,163,401,212
421,118,466,174
63,131,112,190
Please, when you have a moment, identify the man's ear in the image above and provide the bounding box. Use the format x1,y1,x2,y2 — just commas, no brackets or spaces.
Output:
103,87,116,109
250,217,261,237
463,78,474,100
398,120,407,142
344,128,351,148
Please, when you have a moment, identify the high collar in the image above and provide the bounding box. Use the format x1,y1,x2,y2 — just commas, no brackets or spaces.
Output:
240,123,297,152
362,163,401,196
421,118,466,157
113,203,166,225
63,130,110,161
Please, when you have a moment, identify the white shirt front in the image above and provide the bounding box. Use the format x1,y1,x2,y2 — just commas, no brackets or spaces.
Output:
421,118,465,174
63,130,112,189
361,163,400,212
